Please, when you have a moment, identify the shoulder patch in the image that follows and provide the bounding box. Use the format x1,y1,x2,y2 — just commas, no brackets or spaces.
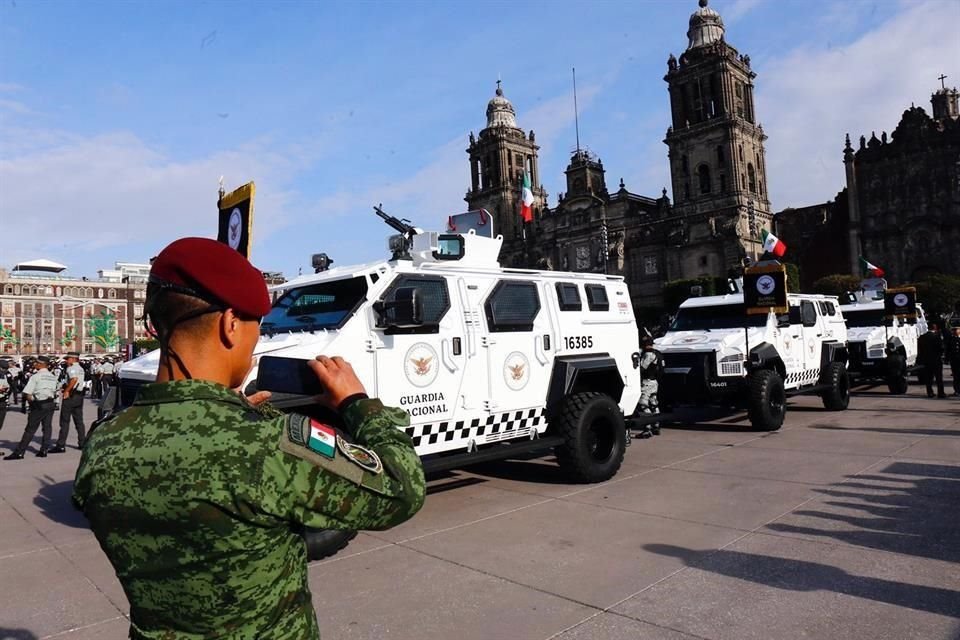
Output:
279,414,389,490
337,435,383,475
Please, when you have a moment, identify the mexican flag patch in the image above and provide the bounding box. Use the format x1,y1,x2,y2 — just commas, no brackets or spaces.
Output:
308,420,336,458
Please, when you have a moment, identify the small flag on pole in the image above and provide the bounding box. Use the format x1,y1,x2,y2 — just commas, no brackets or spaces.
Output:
760,228,787,258
520,171,534,223
859,256,885,278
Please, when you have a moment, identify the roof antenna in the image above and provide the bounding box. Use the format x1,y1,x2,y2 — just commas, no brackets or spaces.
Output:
572,67,581,153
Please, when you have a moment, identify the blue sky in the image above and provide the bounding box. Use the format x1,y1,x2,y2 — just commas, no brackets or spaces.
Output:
1,0,956,278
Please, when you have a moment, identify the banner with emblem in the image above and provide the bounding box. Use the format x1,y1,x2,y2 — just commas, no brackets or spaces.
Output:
743,263,788,315
217,181,255,258
884,286,917,320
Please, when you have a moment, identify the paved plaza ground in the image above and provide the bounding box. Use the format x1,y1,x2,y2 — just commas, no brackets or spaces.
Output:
1,378,958,640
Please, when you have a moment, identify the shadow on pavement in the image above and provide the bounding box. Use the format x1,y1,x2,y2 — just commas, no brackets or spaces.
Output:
765,461,960,563
467,456,575,485
811,424,960,437
644,543,960,618
33,477,89,529
0,628,39,640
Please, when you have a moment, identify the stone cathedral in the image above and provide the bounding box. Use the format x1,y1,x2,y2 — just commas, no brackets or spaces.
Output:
464,0,774,317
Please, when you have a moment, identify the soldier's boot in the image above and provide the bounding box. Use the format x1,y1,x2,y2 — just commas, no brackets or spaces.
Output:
49,446,67,454
35,449,48,457
4,451,24,461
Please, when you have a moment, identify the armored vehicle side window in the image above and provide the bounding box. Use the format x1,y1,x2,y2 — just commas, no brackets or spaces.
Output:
585,284,609,311
485,280,540,332
556,282,582,311
260,276,367,335
800,301,818,327
380,275,450,332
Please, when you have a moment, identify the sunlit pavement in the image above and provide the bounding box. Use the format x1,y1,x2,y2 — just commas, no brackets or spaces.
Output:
1,375,959,640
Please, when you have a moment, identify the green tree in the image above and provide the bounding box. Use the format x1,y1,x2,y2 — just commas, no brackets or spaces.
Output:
60,327,77,347
87,310,118,350
811,274,862,298
134,338,160,354
903,274,960,318
0,327,19,348
783,262,801,292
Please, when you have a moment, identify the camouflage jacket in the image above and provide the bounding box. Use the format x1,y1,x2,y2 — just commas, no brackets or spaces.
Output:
73,380,425,640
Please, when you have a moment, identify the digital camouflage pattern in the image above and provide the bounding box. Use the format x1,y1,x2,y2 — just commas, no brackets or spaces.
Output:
73,380,426,640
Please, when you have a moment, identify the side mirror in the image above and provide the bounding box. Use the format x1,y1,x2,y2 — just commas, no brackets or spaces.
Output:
373,287,423,329
776,314,791,328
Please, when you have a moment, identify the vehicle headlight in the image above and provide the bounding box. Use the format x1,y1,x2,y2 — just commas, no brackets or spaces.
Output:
719,353,744,363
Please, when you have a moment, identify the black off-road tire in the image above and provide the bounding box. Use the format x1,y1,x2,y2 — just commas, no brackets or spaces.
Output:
747,369,786,431
554,392,626,483
820,361,851,410
303,528,357,562
885,354,908,395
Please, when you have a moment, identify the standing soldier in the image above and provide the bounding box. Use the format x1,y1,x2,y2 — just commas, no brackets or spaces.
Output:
8,360,20,403
52,351,86,452
947,326,960,397
917,321,946,398
100,358,116,391
73,237,425,639
5,355,59,459
91,359,103,399
0,361,11,433
634,335,664,439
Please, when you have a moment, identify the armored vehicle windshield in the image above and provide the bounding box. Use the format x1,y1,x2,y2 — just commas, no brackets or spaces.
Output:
260,276,368,335
843,309,892,328
671,303,766,331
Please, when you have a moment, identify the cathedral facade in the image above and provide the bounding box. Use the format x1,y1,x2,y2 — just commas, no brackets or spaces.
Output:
776,83,960,286
464,0,774,315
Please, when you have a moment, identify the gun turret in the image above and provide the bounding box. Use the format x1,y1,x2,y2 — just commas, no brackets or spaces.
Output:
374,204,418,260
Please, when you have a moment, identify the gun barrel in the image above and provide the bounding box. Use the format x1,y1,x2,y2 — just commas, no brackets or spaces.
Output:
374,206,412,234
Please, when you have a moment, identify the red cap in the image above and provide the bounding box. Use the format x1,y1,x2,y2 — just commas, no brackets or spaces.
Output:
150,238,272,318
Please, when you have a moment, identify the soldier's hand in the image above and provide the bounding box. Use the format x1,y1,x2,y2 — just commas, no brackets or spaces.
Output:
308,355,367,409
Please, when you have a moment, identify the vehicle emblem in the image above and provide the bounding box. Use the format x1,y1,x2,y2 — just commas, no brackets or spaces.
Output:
503,351,530,391
404,343,439,388
893,293,909,307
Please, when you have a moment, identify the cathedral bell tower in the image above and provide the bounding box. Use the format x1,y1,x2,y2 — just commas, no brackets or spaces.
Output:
663,0,773,271
465,82,547,265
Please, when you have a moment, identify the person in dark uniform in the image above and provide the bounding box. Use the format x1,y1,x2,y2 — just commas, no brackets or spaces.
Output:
52,351,86,452
917,321,946,398
5,355,59,459
73,237,425,639
947,326,960,397
0,360,12,434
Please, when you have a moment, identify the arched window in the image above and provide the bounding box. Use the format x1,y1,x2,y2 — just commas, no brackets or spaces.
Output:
86,287,94,298
108,289,117,299
716,146,725,166
739,145,744,162
681,155,689,175
748,163,757,193
3,285,11,295
698,165,711,194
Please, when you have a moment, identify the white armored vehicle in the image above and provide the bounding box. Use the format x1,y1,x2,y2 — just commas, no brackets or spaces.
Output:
117,210,644,484
840,290,927,394
655,289,850,430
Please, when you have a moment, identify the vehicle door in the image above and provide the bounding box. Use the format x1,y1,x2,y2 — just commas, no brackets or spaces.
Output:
776,304,805,376
372,274,466,436
799,300,823,381
482,278,553,427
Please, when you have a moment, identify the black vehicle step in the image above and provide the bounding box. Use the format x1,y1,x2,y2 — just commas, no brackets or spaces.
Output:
786,383,834,397
422,435,565,474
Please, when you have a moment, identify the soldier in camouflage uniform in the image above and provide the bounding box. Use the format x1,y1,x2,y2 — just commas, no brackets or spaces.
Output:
634,336,663,439
73,237,426,639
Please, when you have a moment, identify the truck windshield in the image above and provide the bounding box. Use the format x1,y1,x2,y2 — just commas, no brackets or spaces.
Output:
844,309,891,328
260,276,368,335
670,304,767,331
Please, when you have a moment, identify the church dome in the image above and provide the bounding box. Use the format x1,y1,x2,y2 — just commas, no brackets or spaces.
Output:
687,0,725,50
486,83,518,128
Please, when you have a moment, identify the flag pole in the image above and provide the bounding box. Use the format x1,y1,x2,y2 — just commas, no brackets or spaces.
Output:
573,67,581,154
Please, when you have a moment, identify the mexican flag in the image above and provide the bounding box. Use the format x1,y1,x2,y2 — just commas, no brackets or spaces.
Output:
307,419,336,458
859,256,885,278
760,228,787,258
520,171,534,223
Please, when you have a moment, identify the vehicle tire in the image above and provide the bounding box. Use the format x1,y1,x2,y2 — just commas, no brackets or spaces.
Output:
747,369,786,431
820,361,850,410
303,528,357,562
885,353,908,395
554,392,626,483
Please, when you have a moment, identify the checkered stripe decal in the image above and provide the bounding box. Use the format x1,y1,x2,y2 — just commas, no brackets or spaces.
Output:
404,408,546,447
785,368,821,385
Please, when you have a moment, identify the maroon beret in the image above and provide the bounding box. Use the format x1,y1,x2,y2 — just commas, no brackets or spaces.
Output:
150,237,272,318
